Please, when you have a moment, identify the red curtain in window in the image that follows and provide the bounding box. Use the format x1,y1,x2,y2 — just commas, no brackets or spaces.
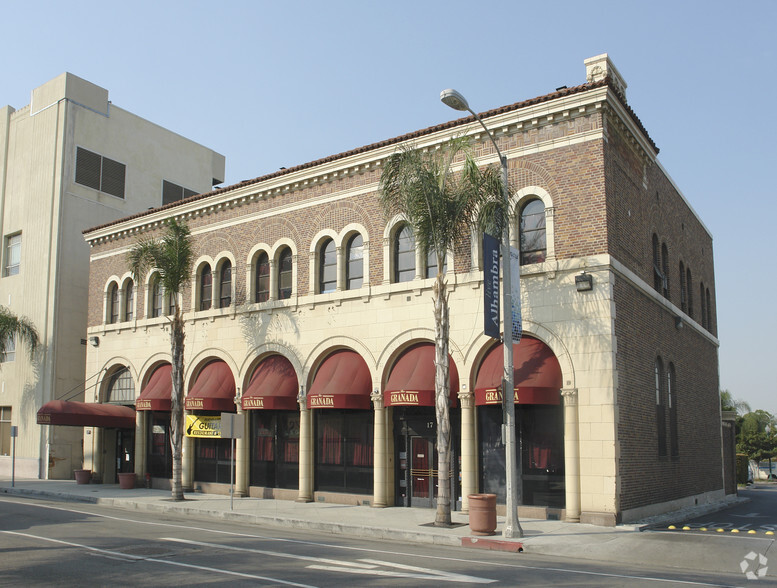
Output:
320,423,342,465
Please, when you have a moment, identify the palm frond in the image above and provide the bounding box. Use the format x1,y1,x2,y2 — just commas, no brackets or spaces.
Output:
0,306,39,360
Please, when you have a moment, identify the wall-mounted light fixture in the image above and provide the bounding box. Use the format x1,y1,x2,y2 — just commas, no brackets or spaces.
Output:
575,272,593,292
674,316,683,330
89,336,100,347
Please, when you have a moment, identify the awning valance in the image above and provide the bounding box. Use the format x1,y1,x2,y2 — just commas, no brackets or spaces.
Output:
307,350,371,409
384,343,459,407
242,355,299,410
37,400,135,428
136,364,172,411
474,337,562,406
185,360,236,412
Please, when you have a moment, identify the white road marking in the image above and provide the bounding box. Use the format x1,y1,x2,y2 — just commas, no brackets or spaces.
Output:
0,530,316,588
0,496,741,586
163,537,494,584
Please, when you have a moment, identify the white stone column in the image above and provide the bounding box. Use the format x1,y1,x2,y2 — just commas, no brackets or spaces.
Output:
235,400,248,497
134,411,147,478
336,245,345,292
183,413,194,491
268,260,278,301
372,390,387,508
562,389,581,522
297,391,314,502
458,391,477,513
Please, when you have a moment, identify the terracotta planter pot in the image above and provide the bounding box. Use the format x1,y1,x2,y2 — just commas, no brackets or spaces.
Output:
468,493,497,535
118,472,136,489
74,469,91,485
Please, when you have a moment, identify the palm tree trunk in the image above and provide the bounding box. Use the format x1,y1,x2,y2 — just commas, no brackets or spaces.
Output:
170,309,185,501
433,273,452,526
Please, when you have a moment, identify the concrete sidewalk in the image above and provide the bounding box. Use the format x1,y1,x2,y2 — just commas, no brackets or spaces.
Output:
0,477,766,578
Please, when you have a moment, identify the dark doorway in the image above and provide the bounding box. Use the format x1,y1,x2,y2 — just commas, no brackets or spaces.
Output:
115,428,135,480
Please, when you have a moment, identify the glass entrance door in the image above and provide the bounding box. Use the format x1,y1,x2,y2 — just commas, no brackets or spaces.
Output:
410,436,437,508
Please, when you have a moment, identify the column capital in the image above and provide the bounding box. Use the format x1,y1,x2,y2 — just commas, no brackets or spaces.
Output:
457,391,475,409
561,388,578,406
371,389,384,409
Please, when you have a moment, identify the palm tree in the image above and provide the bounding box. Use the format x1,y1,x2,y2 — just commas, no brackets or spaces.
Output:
379,137,502,526
127,218,193,501
0,306,39,364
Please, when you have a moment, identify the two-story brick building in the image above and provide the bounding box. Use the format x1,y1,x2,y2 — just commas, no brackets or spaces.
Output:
78,54,724,525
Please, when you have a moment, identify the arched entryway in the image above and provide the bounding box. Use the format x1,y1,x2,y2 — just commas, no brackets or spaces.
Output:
474,336,565,508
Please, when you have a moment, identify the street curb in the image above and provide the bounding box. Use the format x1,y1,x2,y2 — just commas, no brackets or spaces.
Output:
462,536,524,552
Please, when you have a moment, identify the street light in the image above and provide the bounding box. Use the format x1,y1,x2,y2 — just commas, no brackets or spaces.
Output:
440,89,523,539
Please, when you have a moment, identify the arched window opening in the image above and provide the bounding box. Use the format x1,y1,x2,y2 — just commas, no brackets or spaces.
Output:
686,268,693,318
394,224,415,283
706,288,712,332
124,281,134,322
151,277,163,318
107,368,135,405
200,265,212,311
255,252,270,302
319,238,337,294
679,262,687,313
520,199,546,265
661,243,669,298
219,261,232,308
109,283,119,324
700,282,707,329
425,247,447,279
346,234,363,290
668,363,679,457
652,234,662,292
655,357,667,457
278,248,293,300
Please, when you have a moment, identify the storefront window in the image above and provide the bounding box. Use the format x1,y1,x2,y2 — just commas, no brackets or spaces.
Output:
250,411,299,489
315,410,373,494
147,413,171,478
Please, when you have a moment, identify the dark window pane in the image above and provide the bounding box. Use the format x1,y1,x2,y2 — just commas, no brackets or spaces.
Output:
75,147,101,190
255,252,270,302
319,239,337,293
100,157,126,199
394,225,415,283
152,279,163,318
220,261,232,308
346,234,363,290
200,267,212,310
125,282,134,322
278,249,293,300
520,199,546,265
110,284,119,324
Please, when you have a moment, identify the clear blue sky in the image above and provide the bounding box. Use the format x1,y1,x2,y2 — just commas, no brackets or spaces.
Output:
4,0,775,415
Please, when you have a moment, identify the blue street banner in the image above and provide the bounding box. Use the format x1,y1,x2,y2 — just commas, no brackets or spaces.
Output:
510,246,522,343
483,233,500,339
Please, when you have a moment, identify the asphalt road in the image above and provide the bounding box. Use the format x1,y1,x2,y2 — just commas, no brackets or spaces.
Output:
0,495,754,587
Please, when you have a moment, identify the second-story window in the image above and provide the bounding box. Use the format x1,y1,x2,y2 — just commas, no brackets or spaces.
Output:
151,277,163,318
109,284,119,324
346,234,363,290
4,234,21,277
686,268,693,318
278,248,293,300
679,262,687,312
661,243,669,298
394,224,415,283
520,198,546,265
655,357,667,457
425,247,447,279
219,261,232,308
200,266,212,311
255,252,270,303
124,282,134,322
319,239,337,294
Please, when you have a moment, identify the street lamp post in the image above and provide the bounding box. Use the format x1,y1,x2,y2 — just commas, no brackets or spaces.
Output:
440,89,523,538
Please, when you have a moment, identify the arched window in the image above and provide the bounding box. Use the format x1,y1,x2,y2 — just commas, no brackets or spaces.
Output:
151,277,163,318
219,261,232,308
652,234,662,292
346,234,363,290
686,268,693,318
394,224,415,283
661,243,669,298
700,282,707,329
319,238,337,294
668,363,678,457
679,262,687,312
106,367,135,404
255,252,270,302
278,248,293,300
109,283,119,324
519,199,546,265
655,357,667,457
706,288,712,332
200,265,212,311
124,281,134,322
168,290,177,316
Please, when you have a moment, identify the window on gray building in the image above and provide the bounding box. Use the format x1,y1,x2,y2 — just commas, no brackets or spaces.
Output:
4,233,21,277
75,147,126,199
162,180,198,206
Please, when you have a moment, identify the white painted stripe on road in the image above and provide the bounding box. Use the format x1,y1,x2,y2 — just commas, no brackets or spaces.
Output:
0,530,316,588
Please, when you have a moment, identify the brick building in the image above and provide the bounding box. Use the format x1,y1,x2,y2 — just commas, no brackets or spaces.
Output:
78,54,725,525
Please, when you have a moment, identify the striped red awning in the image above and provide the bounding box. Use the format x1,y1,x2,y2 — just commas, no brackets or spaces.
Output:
384,343,459,407
185,360,236,412
136,364,172,411
474,337,562,406
37,400,135,428
307,350,371,410
242,355,299,411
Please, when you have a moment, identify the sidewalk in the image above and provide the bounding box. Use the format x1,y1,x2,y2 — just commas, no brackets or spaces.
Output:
0,477,763,577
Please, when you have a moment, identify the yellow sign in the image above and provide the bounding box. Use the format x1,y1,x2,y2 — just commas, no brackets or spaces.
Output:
185,414,222,438
390,391,419,405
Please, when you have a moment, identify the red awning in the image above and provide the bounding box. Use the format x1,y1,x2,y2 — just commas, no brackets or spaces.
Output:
37,400,136,428
242,355,299,410
136,364,172,411
185,360,236,412
307,350,371,409
384,343,459,407
474,337,562,406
